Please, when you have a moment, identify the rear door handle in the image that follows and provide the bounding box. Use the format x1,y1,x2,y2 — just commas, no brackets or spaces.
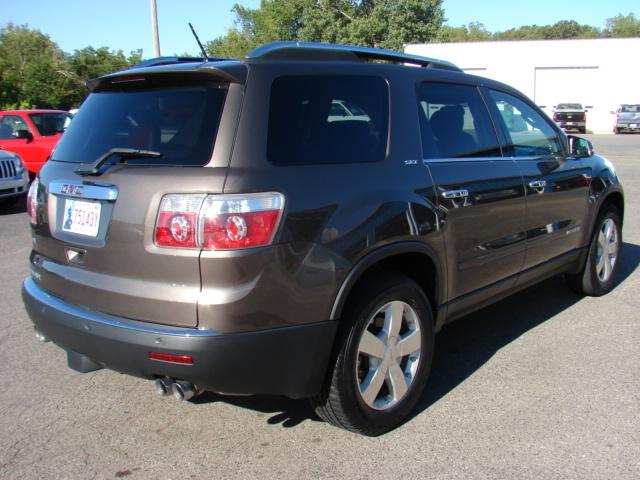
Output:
528,180,547,192
441,189,469,199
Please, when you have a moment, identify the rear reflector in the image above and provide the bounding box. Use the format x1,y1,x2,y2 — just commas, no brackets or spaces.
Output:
154,192,285,250
149,352,194,365
27,177,39,224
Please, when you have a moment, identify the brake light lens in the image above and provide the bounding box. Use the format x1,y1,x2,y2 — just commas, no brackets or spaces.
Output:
581,112,587,122
154,192,284,250
27,178,39,224
552,112,558,121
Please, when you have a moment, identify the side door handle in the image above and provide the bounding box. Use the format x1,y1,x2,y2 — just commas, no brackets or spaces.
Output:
441,189,469,199
528,180,547,193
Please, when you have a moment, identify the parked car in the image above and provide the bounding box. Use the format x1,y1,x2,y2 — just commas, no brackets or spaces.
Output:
0,109,73,178
0,148,29,207
22,42,624,436
553,103,588,133
612,104,640,134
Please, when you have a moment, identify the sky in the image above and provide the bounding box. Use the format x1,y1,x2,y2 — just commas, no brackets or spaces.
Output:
0,0,637,58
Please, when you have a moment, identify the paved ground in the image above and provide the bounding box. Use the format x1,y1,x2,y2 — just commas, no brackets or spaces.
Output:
0,134,638,479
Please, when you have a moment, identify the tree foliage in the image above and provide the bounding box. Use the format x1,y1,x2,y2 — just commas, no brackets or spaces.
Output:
604,13,640,37
207,0,445,57
0,24,142,110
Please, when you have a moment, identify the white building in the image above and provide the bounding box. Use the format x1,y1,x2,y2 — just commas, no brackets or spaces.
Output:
406,38,640,133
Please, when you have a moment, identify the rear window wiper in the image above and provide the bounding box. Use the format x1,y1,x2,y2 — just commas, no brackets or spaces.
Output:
75,148,162,176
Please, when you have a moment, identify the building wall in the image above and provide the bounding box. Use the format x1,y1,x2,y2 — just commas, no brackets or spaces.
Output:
406,38,640,133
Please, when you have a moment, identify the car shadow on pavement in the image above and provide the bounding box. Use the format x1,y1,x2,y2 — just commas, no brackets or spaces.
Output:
409,241,640,424
193,242,640,431
0,195,27,215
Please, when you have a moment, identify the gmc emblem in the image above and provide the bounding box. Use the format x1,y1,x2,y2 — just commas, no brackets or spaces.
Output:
60,184,84,196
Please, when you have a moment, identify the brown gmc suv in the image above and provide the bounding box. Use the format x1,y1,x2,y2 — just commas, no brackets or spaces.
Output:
23,42,624,435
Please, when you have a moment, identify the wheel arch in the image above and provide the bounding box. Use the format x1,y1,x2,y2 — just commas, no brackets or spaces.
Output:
329,242,446,329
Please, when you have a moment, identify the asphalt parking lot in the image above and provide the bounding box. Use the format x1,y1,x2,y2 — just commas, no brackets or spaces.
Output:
1,134,638,479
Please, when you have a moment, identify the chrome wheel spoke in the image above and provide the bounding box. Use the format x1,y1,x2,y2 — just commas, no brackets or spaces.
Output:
359,330,386,359
360,367,385,406
388,361,408,402
397,330,421,357
596,250,605,276
383,301,404,340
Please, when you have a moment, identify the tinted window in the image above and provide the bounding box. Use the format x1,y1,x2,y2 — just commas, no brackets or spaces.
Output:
0,115,31,139
489,90,562,157
267,76,388,165
52,84,226,165
417,83,501,159
29,113,71,136
556,103,583,110
621,105,640,113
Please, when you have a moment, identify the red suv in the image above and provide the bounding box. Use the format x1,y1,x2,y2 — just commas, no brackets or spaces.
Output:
0,110,72,178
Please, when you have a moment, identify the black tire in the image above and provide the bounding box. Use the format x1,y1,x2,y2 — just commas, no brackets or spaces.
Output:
613,127,620,135
566,205,622,296
311,272,434,436
579,127,586,134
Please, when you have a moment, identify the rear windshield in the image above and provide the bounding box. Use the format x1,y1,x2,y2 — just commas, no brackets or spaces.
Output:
52,84,227,165
621,105,640,113
29,113,72,136
267,75,389,165
556,103,583,110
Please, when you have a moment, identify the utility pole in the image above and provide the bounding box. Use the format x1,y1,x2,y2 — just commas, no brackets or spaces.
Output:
150,0,161,57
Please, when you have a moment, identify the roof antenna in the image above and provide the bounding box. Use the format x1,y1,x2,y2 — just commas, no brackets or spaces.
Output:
188,22,209,61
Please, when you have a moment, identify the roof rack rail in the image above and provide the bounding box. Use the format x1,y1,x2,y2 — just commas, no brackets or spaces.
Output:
130,56,231,69
246,41,461,72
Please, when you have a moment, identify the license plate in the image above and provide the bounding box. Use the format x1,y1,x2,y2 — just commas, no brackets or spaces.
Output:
566,122,574,125
62,199,101,237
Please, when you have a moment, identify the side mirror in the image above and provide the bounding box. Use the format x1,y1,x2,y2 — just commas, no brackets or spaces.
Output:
585,105,593,109
14,129,34,141
610,110,616,115
568,135,594,158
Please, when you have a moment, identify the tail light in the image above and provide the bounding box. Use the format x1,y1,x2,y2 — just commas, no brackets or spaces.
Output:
581,113,586,122
552,112,558,121
154,192,285,250
27,178,39,224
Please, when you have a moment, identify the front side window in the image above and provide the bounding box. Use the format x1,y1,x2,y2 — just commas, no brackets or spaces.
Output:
29,113,72,136
489,90,562,157
267,75,388,165
417,82,501,159
0,115,31,139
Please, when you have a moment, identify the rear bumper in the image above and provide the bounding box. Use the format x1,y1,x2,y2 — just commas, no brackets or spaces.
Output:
558,121,586,128
22,278,337,399
616,124,640,131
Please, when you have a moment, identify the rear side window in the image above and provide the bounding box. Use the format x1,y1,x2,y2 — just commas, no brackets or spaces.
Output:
417,82,501,159
29,113,71,136
267,76,388,165
52,84,227,165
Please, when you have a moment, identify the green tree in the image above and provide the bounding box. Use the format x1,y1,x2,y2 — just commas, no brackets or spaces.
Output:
207,0,445,57
438,22,491,42
604,13,640,37
0,23,76,109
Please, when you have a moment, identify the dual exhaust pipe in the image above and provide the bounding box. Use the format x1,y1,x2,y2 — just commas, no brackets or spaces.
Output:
155,377,202,401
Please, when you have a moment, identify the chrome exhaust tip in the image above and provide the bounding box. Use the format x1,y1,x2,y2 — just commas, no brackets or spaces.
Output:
154,378,173,397
34,329,49,342
171,380,200,401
